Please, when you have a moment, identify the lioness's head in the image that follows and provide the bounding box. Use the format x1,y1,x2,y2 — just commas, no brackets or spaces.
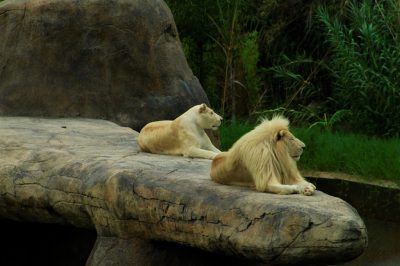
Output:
196,103,223,130
276,129,306,161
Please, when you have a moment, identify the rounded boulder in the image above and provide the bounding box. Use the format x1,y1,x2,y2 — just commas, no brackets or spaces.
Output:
0,0,209,130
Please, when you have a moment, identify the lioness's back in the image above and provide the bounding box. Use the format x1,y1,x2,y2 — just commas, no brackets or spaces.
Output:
138,121,181,154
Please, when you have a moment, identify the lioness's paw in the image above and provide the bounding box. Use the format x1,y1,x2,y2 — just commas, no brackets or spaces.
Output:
298,183,316,196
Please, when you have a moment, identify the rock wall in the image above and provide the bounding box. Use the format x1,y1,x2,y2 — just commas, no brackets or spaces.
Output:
0,0,209,130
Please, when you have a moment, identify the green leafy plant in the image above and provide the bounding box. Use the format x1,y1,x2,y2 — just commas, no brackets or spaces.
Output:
166,0,263,120
267,54,322,107
207,0,244,122
309,109,351,131
262,52,332,127
240,31,263,113
318,0,400,137
254,106,323,127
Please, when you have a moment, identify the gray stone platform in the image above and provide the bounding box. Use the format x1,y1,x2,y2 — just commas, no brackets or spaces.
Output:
0,117,367,265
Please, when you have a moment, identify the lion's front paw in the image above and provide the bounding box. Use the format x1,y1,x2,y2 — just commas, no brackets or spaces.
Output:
298,182,316,196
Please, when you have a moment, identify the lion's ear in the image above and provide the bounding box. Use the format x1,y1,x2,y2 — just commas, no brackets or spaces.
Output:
276,130,285,141
199,103,207,113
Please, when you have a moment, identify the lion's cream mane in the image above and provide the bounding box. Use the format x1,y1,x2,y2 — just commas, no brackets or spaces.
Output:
210,116,316,195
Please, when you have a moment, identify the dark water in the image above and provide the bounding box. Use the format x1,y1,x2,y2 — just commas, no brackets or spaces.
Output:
309,177,400,266
340,218,400,266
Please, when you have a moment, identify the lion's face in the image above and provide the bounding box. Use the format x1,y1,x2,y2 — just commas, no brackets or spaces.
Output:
277,130,306,161
197,103,223,130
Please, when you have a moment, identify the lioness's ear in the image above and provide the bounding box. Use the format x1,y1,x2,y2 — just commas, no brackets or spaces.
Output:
276,130,285,141
199,103,207,113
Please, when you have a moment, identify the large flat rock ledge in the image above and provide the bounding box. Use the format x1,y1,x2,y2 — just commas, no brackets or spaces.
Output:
0,117,367,265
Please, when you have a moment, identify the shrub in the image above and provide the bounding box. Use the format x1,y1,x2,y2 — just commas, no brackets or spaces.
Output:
240,31,263,112
318,0,400,137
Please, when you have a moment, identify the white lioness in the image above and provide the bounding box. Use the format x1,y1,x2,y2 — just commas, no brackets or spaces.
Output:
138,104,223,159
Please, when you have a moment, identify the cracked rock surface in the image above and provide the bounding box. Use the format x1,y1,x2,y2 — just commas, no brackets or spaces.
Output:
0,0,208,130
0,117,367,265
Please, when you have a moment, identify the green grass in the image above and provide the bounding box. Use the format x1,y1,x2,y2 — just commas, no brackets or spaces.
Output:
219,123,400,185
219,122,254,151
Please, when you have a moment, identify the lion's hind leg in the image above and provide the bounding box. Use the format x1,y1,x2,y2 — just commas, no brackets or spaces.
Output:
185,147,218,160
210,152,230,184
210,153,253,187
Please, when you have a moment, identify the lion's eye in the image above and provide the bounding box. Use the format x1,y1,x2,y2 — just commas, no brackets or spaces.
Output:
210,112,214,115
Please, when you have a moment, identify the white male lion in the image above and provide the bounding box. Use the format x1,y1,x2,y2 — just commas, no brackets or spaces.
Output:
210,116,316,195
138,103,223,159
